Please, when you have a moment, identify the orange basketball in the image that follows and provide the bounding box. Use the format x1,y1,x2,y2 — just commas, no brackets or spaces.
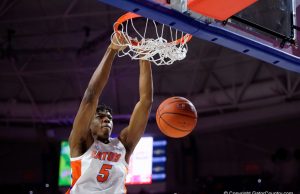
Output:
156,96,197,138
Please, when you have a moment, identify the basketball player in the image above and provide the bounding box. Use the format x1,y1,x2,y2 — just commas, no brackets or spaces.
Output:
66,34,153,194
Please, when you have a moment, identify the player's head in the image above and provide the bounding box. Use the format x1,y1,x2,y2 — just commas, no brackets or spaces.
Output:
90,104,113,141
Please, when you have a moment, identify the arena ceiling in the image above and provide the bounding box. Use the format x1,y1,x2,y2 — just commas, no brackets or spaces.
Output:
1,0,300,135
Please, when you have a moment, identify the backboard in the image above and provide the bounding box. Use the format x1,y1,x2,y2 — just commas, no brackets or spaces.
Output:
97,0,300,73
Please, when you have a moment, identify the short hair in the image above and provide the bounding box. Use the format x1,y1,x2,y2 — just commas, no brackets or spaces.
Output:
96,104,112,115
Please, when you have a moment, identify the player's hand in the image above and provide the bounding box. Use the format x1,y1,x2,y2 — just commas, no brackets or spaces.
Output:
109,33,127,51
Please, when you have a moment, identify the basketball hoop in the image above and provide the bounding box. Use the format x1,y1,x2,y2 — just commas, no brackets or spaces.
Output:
111,12,192,65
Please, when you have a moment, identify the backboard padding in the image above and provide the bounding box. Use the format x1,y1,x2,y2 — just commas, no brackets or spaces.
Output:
188,0,257,21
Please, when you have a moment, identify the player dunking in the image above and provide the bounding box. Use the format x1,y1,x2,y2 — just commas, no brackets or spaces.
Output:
66,34,153,194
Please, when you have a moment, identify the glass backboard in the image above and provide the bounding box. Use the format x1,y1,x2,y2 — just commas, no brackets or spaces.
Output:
97,0,300,72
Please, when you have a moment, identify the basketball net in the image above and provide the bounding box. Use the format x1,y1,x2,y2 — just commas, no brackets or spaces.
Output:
111,12,192,66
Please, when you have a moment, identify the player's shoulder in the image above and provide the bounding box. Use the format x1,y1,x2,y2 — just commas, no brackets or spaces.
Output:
109,137,121,145
110,137,127,150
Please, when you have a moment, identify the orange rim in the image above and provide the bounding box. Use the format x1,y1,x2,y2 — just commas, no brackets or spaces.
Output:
114,12,192,46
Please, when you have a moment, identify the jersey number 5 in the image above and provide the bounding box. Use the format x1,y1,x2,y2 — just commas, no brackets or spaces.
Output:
97,164,112,183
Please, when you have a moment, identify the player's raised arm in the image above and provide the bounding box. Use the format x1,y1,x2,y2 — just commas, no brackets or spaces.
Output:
119,59,153,162
68,35,124,157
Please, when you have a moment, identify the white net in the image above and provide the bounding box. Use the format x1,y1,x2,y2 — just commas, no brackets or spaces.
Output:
111,17,191,66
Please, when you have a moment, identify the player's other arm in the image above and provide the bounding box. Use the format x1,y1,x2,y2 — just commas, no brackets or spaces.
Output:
69,38,120,157
119,59,153,162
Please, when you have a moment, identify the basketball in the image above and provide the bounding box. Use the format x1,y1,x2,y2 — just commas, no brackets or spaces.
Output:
156,96,197,138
